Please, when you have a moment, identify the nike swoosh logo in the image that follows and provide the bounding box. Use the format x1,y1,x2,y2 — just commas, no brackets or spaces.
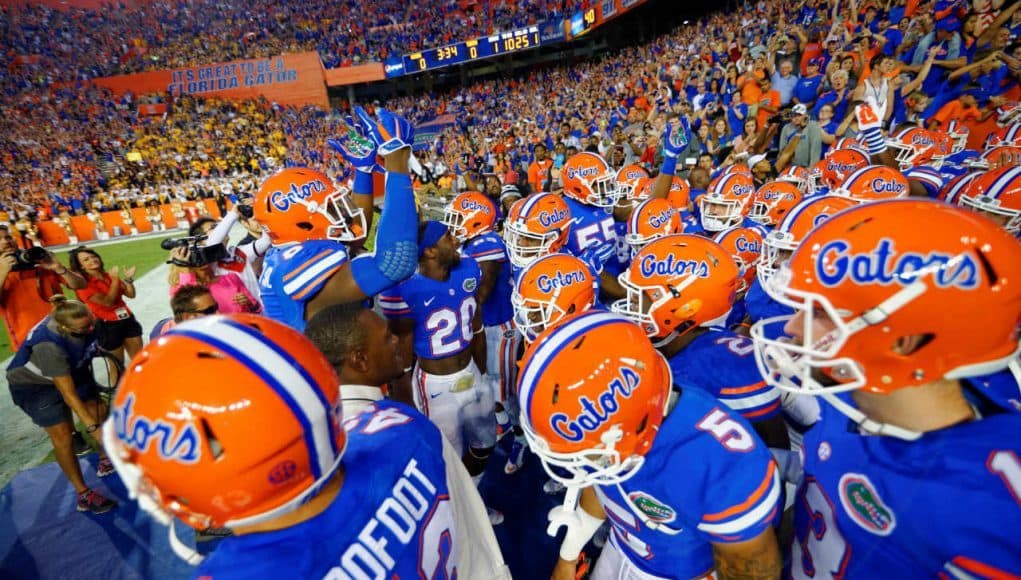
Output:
424,298,435,307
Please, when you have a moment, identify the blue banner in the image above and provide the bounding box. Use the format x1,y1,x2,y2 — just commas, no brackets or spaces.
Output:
540,18,566,44
383,57,406,78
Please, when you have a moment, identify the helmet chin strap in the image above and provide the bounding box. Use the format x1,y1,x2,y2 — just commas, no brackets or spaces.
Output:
820,391,923,441
168,520,206,565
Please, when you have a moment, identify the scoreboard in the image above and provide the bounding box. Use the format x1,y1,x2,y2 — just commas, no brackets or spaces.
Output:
399,25,541,75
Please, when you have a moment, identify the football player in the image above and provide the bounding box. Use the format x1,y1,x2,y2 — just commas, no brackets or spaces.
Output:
255,107,418,331
612,234,787,447
379,221,501,524
560,152,625,300
751,199,1021,576
102,315,465,578
444,192,523,473
519,311,782,579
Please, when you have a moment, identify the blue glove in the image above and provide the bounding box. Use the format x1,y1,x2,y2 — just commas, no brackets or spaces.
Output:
578,243,614,276
663,119,691,159
327,129,379,173
354,106,415,156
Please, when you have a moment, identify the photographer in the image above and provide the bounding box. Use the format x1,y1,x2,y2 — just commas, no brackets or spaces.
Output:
168,244,261,315
69,246,143,365
188,199,269,302
777,103,823,169
0,225,86,351
6,298,116,514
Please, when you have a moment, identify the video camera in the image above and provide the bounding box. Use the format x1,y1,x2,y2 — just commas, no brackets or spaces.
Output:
8,247,49,272
161,236,227,268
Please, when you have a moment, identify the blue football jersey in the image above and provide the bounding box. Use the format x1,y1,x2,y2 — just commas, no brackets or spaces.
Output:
964,365,1021,415
603,220,631,277
259,240,349,331
196,401,456,579
595,387,781,578
791,399,1021,578
668,328,781,422
379,257,482,360
462,232,513,327
745,277,794,333
564,197,617,256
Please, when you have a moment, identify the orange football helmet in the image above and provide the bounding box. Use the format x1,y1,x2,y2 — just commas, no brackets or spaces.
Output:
749,181,804,226
958,166,1021,234
666,176,692,211
984,123,1021,149
811,148,870,190
831,165,910,204
777,165,813,194
503,192,572,268
759,195,858,283
939,172,983,205
254,167,365,243
443,191,497,242
517,310,672,486
829,137,867,156
616,164,651,207
102,315,343,532
944,120,970,154
562,152,620,208
751,200,1021,439
512,253,597,342
626,198,683,254
886,127,939,169
612,234,739,340
699,172,756,232
976,145,1021,171
713,226,765,294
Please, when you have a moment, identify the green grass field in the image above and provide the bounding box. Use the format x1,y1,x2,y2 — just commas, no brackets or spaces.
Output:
0,235,175,361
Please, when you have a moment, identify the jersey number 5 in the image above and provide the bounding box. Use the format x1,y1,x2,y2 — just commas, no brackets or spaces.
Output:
696,408,755,452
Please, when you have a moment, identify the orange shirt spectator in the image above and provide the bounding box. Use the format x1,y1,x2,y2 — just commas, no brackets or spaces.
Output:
740,71,765,106
928,97,983,131
528,144,554,193
0,227,85,350
756,81,782,129
75,274,133,322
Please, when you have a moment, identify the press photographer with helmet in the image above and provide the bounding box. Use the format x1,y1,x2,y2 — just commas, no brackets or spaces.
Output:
0,224,86,351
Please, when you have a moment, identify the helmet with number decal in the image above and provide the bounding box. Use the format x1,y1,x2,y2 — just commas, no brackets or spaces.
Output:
255,167,366,244
958,166,1021,234
443,191,497,242
759,195,857,283
562,152,620,208
503,192,572,268
517,310,672,486
713,226,765,294
750,200,1021,439
616,164,651,207
102,315,344,533
812,148,870,191
626,198,683,254
749,181,804,226
512,253,598,342
612,234,739,340
699,172,756,232
831,165,910,204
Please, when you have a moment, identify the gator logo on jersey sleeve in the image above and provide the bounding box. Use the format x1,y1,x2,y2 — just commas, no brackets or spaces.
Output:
628,491,677,524
838,473,896,536
463,277,478,293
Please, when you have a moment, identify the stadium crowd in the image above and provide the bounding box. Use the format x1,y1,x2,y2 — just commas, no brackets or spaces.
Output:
2,0,1021,232
0,0,584,81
